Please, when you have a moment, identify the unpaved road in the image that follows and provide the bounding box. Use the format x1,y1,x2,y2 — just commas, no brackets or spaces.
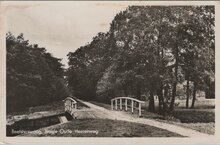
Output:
75,101,212,137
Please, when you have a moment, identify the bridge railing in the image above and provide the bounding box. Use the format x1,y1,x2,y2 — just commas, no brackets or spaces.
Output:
63,97,77,116
111,97,145,117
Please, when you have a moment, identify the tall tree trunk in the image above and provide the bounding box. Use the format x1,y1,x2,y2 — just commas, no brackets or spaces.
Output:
136,85,141,100
123,85,128,97
136,84,141,107
191,81,197,109
157,84,164,114
186,72,190,109
169,62,178,112
158,95,163,113
163,84,169,117
148,91,155,112
169,47,179,112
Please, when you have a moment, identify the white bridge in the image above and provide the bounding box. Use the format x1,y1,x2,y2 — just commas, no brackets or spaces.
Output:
111,97,145,117
64,97,77,117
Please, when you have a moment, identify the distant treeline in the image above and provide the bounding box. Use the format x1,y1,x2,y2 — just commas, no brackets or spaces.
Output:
6,32,69,113
67,6,215,114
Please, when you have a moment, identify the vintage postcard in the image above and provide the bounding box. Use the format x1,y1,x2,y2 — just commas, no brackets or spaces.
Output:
0,1,219,144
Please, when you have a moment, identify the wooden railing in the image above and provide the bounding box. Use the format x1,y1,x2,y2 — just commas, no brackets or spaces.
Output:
64,97,77,117
111,97,145,117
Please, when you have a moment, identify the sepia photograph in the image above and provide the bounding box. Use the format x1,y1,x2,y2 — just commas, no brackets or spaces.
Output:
0,1,219,144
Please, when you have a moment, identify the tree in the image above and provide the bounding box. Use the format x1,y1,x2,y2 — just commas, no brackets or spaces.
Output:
6,32,69,112
67,6,215,114
67,32,112,101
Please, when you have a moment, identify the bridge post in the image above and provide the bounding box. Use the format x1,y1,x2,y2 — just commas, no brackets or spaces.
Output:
71,102,73,115
120,98,122,110
111,100,113,110
66,101,67,110
72,102,74,109
73,102,75,109
69,100,71,110
115,100,118,110
131,100,134,113
125,99,127,111
138,102,141,117
69,102,71,112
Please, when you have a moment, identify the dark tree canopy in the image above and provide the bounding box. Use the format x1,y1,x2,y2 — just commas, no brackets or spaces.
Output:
67,6,214,113
6,32,70,113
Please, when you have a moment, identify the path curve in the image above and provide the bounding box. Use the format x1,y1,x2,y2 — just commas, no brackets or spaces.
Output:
79,101,212,137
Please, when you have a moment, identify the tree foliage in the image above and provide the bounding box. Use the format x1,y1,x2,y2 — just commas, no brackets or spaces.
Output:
6,32,69,113
67,6,215,114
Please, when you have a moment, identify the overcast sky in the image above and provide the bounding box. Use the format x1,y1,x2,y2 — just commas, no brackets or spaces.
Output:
5,1,129,68
6,1,210,68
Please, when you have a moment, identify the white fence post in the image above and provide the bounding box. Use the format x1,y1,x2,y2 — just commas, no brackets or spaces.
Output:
125,99,127,111
115,100,118,110
120,98,122,110
71,101,73,114
69,100,71,111
139,102,141,117
111,100,113,110
131,100,134,113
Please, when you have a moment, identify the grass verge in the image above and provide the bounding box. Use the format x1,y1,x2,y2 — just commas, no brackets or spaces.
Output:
173,109,215,123
89,101,215,135
23,118,183,137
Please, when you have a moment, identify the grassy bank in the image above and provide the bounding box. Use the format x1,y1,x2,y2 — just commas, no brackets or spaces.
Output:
90,101,215,135
23,118,183,137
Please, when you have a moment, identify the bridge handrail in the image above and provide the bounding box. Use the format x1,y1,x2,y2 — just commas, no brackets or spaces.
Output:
111,97,145,104
64,97,77,104
111,97,145,117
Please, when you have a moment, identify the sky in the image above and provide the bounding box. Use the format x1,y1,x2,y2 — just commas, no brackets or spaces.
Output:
5,1,129,68
4,1,216,68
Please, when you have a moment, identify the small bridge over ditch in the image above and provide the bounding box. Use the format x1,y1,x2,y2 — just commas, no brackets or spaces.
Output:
63,97,77,117
111,97,145,117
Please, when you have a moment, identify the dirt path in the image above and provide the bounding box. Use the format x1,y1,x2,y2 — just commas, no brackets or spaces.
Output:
78,101,212,137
